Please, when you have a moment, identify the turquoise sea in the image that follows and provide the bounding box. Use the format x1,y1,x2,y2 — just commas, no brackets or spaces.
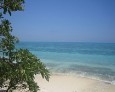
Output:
17,42,115,84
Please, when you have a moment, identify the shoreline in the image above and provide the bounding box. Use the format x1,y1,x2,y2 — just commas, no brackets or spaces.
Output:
35,74,115,92
0,74,115,92
45,72,115,85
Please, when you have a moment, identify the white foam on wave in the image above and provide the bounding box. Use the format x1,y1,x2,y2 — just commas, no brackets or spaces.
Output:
80,75,115,85
111,81,115,85
68,72,115,85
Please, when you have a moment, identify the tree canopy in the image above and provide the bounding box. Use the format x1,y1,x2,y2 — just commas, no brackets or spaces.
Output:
0,0,50,92
0,0,24,16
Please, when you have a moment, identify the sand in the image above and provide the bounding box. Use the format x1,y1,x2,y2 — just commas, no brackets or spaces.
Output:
1,74,115,92
35,74,115,92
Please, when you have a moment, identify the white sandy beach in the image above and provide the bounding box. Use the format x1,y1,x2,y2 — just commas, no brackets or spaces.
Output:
35,74,115,92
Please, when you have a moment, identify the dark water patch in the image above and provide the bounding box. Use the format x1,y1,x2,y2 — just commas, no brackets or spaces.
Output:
17,42,115,56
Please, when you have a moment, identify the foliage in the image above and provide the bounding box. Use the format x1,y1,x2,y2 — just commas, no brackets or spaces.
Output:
0,0,25,16
0,0,50,92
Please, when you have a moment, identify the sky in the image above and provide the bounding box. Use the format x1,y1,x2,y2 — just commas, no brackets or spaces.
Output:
6,0,115,42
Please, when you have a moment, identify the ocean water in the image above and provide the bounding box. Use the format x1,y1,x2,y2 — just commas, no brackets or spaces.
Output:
17,42,115,84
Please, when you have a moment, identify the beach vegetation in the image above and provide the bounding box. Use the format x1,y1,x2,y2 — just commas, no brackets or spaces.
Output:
0,0,50,92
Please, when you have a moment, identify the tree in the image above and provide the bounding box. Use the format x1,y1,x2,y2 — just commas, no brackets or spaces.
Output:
0,0,50,92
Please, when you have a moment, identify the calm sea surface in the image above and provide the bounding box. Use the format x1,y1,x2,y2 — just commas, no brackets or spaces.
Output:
17,42,115,84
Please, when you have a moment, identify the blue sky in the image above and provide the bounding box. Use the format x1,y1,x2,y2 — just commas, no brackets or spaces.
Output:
6,0,115,42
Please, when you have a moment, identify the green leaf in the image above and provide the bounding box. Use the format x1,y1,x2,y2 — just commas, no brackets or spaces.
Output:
8,10,11,16
0,1,50,92
3,7,7,14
